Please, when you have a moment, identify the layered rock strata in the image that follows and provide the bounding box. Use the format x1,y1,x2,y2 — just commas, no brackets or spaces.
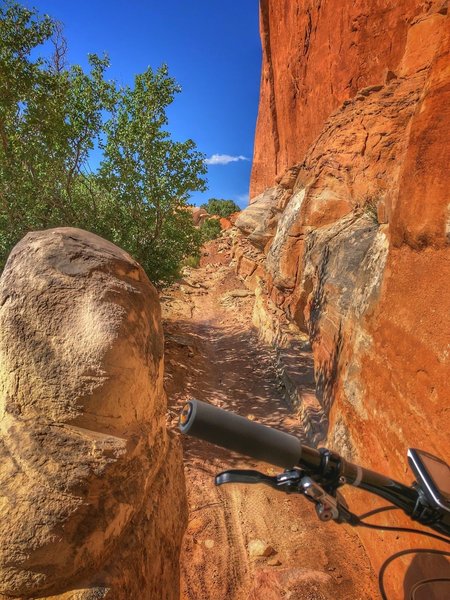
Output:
238,0,449,593
0,228,187,599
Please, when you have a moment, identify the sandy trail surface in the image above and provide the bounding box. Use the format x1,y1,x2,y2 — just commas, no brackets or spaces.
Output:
162,239,377,600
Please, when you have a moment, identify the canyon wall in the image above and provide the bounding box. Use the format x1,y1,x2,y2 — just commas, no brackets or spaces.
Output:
238,0,449,594
251,0,448,198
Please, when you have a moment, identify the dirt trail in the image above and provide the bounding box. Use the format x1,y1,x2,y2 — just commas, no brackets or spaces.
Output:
162,239,377,600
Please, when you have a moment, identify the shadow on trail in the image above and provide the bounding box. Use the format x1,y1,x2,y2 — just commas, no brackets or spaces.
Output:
164,316,309,471
403,552,450,600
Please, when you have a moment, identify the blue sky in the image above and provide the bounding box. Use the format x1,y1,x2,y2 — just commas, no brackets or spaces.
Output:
25,0,261,208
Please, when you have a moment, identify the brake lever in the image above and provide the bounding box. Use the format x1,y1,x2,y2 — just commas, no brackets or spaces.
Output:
216,469,279,489
215,470,358,525
215,468,303,492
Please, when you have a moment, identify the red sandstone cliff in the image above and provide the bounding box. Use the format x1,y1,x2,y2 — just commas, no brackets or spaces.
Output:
251,0,448,199
237,0,449,596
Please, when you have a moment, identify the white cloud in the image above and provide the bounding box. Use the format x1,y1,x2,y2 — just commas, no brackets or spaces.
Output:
205,153,249,166
236,193,249,205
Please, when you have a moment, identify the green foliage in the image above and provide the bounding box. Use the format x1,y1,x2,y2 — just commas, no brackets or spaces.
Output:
98,65,206,283
199,217,222,242
200,198,240,218
0,2,207,285
0,3,116,255
183,254,200,269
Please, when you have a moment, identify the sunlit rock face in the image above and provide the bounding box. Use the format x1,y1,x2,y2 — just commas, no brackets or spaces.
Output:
250,0,445,199
239,0,450,593
0,228,187,599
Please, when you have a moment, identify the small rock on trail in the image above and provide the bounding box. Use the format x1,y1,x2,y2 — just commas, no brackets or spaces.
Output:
247,539,277,558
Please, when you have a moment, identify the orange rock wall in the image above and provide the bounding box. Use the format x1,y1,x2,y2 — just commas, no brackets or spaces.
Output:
251,0,443,198
243,1,450,595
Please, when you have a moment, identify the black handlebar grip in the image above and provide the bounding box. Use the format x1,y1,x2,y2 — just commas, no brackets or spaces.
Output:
179,399,303,468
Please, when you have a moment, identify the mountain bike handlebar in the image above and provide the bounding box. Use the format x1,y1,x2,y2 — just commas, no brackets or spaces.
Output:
179,396,305,468
179,399,450,537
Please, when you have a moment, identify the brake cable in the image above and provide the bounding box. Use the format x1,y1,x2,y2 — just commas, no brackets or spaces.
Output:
358,505,400,520
357,518,450,545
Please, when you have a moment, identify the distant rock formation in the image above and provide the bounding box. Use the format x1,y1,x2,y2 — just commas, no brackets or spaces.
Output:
0,228,187,599
187,207,237,232
239,0,449,592
187,206,209,226
219,217,233,230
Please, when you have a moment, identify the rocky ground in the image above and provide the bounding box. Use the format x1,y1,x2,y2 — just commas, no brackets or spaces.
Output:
162,237,377,600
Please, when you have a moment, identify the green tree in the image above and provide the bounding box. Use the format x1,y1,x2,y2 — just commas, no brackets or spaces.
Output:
199,217,222,242
99,65,207,284
0,2,207,285
200,198,241,218
0,2,116,262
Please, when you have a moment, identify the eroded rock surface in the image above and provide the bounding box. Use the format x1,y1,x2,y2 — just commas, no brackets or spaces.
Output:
238,1,450,596
250,0,446,197
187,206,209,226
0,228,187,599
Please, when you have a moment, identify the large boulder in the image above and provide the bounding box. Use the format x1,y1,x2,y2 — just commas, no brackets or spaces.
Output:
0,228,187,599
235,187,281,251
